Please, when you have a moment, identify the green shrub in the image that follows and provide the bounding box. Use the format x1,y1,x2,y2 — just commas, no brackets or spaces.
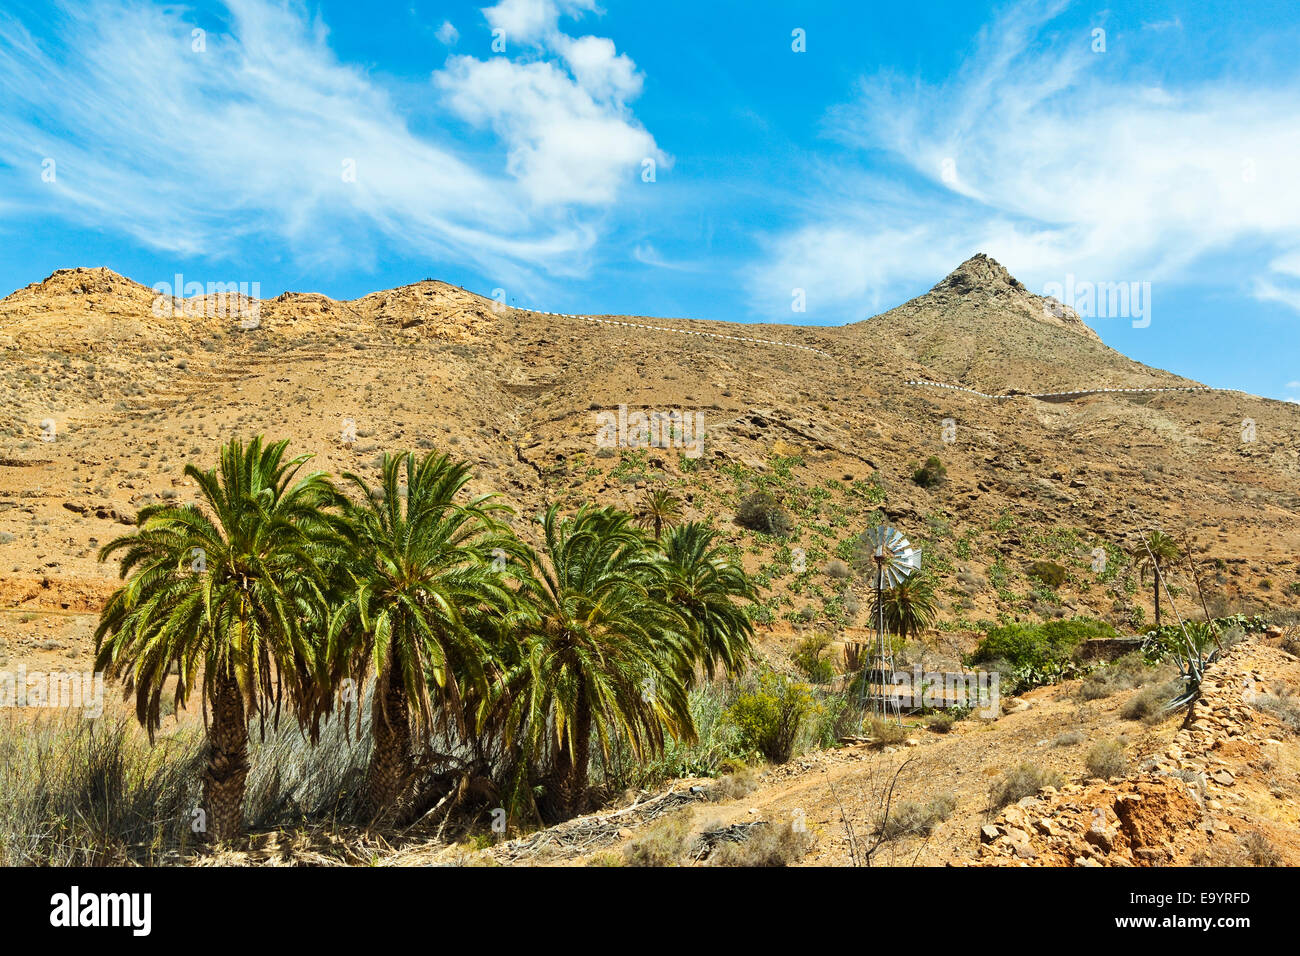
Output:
970,616,1111,675
1040,616,1116,645
594,684,746,790
969,623,1049,670
988,763,1064,810
726,671,819,764
1085,739,1128,779
1026,561,1068,589
911,456,947,488
736,491,794,536
792,634,836,684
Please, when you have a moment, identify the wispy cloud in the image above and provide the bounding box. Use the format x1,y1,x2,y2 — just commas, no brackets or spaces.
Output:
745,0,1300,321
631,242,704,273
435,20,459,45
0,0,661,286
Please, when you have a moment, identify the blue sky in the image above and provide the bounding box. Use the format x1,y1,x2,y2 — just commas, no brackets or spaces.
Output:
0,0,1298,400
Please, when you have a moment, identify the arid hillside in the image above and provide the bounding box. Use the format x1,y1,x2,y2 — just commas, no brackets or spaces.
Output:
1,255,1298,680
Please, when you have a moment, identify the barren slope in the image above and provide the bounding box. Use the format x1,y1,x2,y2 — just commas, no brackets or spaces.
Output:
1,257,1298,679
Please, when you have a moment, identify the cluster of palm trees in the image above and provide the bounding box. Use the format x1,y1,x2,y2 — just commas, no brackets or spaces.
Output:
93,438,756,843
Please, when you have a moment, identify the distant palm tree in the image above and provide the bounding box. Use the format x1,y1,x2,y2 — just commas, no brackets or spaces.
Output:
94,437,338,843
1134,530,1181,627
500,505,692,822
328,451,521,822
870,575,938,641
634,486,682,540
656,521,755,682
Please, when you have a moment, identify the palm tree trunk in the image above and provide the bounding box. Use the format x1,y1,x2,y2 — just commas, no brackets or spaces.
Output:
366,660,414,824
202,665,249,844
1153,563,1161,627
570,689,592,814
546,680,592,822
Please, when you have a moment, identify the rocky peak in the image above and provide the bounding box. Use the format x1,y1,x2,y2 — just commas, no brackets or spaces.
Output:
927,253,1100,342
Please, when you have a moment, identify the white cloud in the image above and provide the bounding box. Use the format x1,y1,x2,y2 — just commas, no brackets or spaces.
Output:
483,0,596,46
0,0,658,285
632,242,704,272
747,0,1300,319
435,0,665,207
1255,281,1300,312
555,34,641,102
436,20,459,45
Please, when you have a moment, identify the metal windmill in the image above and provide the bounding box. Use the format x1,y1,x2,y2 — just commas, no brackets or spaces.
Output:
860,524,922,721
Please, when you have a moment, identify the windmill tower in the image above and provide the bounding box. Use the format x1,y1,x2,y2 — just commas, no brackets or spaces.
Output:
859,524,922,722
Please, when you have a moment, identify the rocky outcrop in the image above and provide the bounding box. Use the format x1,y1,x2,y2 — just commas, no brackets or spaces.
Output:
974,634,1300,866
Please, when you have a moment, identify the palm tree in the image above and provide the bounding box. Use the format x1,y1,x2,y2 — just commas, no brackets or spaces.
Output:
634,486,682,540
499,505,693,823
870,575,939,641
655,521,756,682
94,437,338,843
327,450,522,823
1134,530,1181,627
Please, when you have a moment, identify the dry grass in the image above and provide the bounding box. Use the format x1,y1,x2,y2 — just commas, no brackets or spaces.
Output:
988,763,1064,810
707,766,759,802
0,711,370,866
1120,679,1184,724
866,717,908,748
708,821,815,867
1251,685,1300,735
878,792,957,839
1085,739,1128,780
622,810,694,867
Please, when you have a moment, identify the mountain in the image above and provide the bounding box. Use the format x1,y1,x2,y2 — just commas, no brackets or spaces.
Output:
1,258,1297,655
839,254,1192,394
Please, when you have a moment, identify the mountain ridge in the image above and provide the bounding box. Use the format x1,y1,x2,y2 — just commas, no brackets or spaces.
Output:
0,256,1199,398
